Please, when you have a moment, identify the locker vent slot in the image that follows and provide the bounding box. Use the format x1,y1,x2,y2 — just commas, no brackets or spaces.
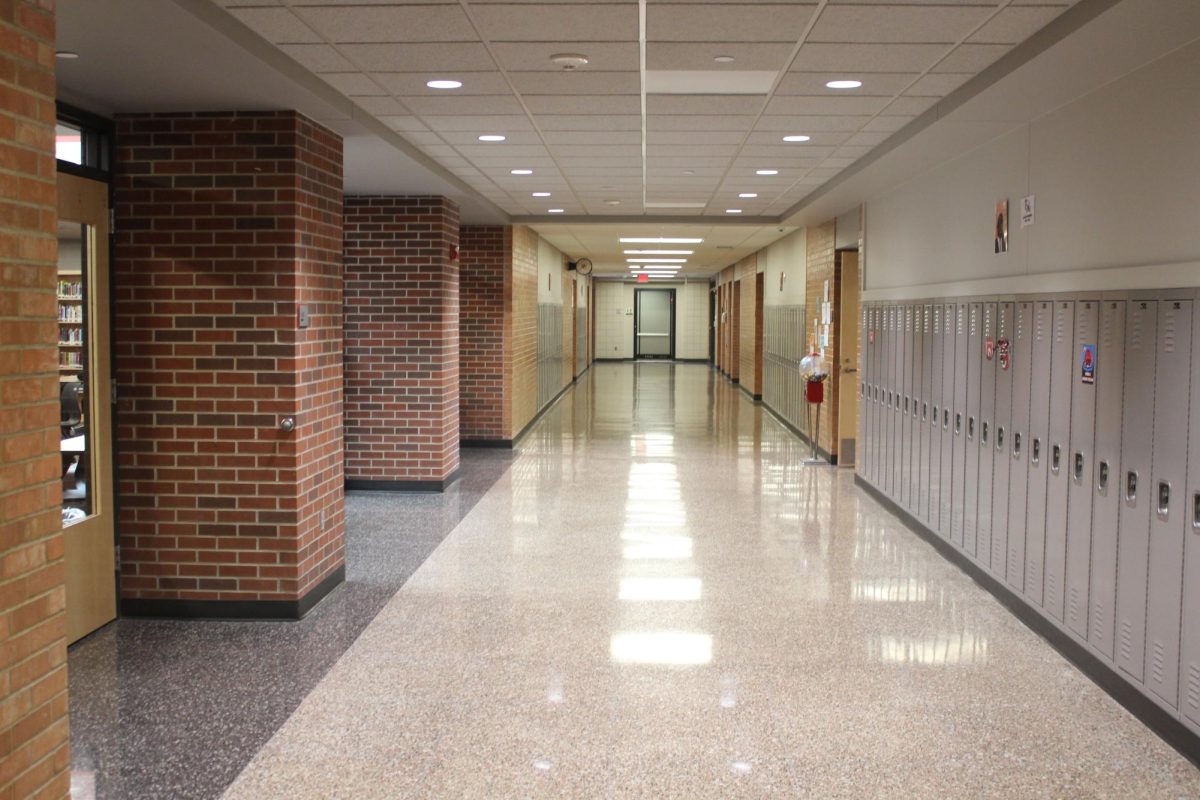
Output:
1119,621,1133,662
1163,310,1176,353
1187,665,1200,712
1068,587,1080,626
1151,641,1166,686
1091,602,1107,643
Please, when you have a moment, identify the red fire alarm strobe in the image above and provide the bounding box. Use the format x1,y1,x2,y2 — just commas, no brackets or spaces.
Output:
449,244,459,262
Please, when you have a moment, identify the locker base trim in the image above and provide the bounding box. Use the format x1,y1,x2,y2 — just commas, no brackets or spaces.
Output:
855,474,1200,769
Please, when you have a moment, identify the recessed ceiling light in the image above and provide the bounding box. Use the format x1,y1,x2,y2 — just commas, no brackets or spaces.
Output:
623,250,694,255
478,134,506,142
782,135,811,142
548,208,565,213
605,200,621,206
511,169,533,175
532,192,551,197
713,55,735,63
627,258,686,263
726,209,742,214
550,53,590,70
620,238,704,244
756,169,779,176
56,51,80,60
826,79,863,89
738,193,758,199
426,79,463,89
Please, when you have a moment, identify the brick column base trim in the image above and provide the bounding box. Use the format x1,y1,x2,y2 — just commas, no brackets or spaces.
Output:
344,470,461,493
120,565,345,621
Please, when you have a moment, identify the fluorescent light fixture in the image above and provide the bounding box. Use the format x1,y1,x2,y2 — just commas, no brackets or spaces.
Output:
726,209,742,214
548,208,565,214
610,632,713,665
478,134,506,142
532,192,551,197
714,55,735,63
620,237,704,244
426,79,462,89
738,193,758,199
511,169,533,175
629,267,681,272
756,169,778,176
623,250,694,255
826,79,862,89
626,258,686,263
782,135,811,142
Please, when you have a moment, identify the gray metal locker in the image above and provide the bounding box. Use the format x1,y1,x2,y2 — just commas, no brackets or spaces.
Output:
939,303,955,540
920,304,934,526
951,303,969,548
893,303,905,501
1006,301,1034,591
1064,300,1098,636
866,305,876,486
978,302,998,571
910,305,924,516
882,305,893,496
858,304,868,480
930,304,944,534
964,302,983,558
873,303,884,489
862,304,872,485
1088,300,1126,659
991,302,1015,578
1023,300,1054,605
1115,299,1158,681
901,305,913,509
1043,301,1076,621
1144,298,1192,709
1176,297,1200,730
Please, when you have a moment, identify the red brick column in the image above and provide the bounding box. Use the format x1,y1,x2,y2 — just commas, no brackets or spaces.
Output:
459,226,507,443
342,196,460,489
114,111,346,618
0,2,71,797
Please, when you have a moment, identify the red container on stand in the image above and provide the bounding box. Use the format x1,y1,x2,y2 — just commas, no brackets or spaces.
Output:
806,378,824,404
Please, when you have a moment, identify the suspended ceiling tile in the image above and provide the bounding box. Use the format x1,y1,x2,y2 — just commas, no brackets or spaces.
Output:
934,43,1012,72
376,115,428,132
469,156,557,167
862,115,915,132
402,131,444,146
279,44,354,72
746,130,849,146
844,130,891,147
647,157,732,168
648,130,746,145
646,4,818,42
791,43,948,73
645,144,738,158
647,115,758,131
646,41,796,71
552,144,642,158
821,157,857,168
418,115,535,131
753,115,869,132
808,4,992,44
536,114,642,131
764,95,891,116
741,144,833,159
489,42,639,72
294,5,476,43
320,73,384,96
470,4,638,42
400,95,525,115
558,167,643,176
509,71,640,96
353,96,411,115
440,129,542,145
834,145,873,158
455,144,554,159
776,71,918,96
884,95,938,115
647,95,764,115
969,6,1069,44
230,7,320,43
337,43,495,72
525,95,640,114
543,130,641,144
373,71,513,96
905,72,974,96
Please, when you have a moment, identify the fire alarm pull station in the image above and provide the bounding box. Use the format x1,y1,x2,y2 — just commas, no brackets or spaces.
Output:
298,305,311,329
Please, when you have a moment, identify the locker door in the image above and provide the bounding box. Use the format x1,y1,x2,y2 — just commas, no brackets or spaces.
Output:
951,303,969,547
1044,301,1076,621
1023,300,1054,605
1088,300,1126,659
1144,299,1192,709
873,304,884,489
939,303,956,539
1006,302,1034,590
1064,301,1098,635
1177,300,1200,728
882,305,893,496
902,305,915,511
910,305,924,516
1115,300,1158,681
978,303,998,570
920,305,934,526
858,304,868,479
929,304,944,534
864,305,874,485
893,304,905,500
964,302,983,558
991,303,1015,578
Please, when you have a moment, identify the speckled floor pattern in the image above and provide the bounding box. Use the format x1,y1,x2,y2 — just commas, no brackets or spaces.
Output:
210,362,1200,798
66,448,514,800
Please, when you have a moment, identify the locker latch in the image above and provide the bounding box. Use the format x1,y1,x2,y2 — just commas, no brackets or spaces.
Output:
996,426,1005,450
912,401,918,419
932,405,938,425
1073,452,1084,483
954,413,962,435
904,397,909,414
943,409,950,430
1052,443,1062,473
1158,481,1171,520
1126,471,1138,505
1097,461,1109,494
1192,491,1200,531
967,416,975,440
1013,431,1022,457
981,421,988,445
922,402,928,421
1031,437,1040,464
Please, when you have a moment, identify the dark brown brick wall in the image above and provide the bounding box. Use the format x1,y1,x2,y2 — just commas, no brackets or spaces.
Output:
113,111,346,603
0,2,71,797
459,225,505,441
342,196,459,483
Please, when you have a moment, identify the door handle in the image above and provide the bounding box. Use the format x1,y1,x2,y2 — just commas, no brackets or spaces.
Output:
843,368,858,374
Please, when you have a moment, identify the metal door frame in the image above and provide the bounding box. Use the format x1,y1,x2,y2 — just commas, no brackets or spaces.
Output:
634,287,676,360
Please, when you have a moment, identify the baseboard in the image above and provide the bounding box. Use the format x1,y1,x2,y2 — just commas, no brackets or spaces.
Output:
119,564,345,621
760,400,837,465
345,469,460,493
513,379,574,446
855,475,1200,769
461,438,514,449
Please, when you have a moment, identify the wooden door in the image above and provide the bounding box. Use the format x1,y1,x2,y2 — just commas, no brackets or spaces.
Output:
837,250,861,467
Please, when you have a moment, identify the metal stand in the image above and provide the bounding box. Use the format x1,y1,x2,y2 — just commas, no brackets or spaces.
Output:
803,398,825,465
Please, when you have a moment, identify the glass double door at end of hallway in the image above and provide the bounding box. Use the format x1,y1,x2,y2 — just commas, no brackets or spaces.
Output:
635,288,674,359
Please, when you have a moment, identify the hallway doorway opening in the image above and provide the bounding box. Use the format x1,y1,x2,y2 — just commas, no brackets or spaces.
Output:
635,288,675,359
835,248,861,467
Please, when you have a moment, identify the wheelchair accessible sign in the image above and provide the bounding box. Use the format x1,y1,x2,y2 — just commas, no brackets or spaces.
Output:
1080,344,1096,384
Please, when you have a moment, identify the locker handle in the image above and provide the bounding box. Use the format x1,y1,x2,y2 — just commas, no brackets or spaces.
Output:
943,409,950,430
981,421,989,445
1031,437,1040,465
1126,471,1138,505
968,416,975,440
1193,491,1200,531
1073,452,1084,483
912,401,918,419
1051,444,1061,474
922,402,927,422
932,405,938,426
996,426,1005,451
954,413,962,435
1013,432,1022,457
1097,461,1109,494
1158,481,1171,520
904,397,909,414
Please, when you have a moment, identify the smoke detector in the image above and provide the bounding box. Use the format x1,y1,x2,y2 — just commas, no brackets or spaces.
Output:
550,53,590,71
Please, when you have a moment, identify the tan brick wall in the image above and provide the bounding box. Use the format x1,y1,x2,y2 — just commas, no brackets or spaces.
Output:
509,225,538,437
0,2,71,797
806,219,837,456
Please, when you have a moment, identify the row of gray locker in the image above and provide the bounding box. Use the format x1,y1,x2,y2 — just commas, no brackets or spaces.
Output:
855,291,1200,734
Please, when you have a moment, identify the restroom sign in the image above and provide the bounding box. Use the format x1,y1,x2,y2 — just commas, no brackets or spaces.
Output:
1081,344,1096,384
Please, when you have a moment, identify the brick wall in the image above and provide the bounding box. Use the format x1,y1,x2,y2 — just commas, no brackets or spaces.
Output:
0,1,70,797
342,196,459,486
510,225,537,437
459,225,506,442
114,111,346,611
807,218,837,456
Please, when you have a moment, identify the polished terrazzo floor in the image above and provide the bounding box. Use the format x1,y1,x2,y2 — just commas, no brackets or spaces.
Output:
206,362,1200,799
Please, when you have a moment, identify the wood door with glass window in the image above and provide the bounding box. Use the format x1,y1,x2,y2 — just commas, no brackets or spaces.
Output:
58,171,116,643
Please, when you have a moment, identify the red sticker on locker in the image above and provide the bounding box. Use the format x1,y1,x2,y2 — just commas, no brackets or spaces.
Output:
985,336,994,360
997,338,1010,370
